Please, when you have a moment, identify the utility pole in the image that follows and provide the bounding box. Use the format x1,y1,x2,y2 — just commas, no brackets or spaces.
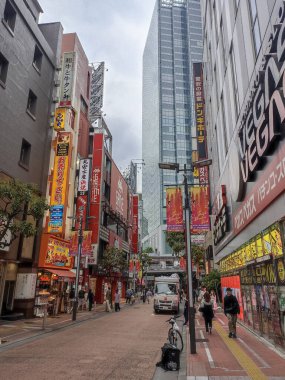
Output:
72,206,84,321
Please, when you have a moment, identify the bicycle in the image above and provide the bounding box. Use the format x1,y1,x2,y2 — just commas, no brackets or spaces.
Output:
166,315,184,351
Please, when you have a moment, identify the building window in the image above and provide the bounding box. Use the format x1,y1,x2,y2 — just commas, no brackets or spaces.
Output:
221,93,229,154
0,52,9,86
248,0,261,56
19,139,31,169
230,44,240,120
3,0,16,33
220,19,226,73
33,45,43,72
26,90,37,118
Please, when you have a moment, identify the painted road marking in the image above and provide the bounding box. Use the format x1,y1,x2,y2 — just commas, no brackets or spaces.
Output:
238,337,270,368
200,330,215,369
214,320,268,380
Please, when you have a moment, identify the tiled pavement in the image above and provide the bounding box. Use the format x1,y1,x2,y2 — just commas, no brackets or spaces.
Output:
186,311,285,380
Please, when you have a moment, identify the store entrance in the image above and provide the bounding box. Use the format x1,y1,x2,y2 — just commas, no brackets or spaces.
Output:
2,280,15,315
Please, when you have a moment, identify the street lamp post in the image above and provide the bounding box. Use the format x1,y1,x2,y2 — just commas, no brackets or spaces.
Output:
158,159,212,355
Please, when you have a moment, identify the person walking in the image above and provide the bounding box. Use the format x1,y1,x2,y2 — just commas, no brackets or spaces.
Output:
224,287,240,338
198,285,207,303
114,289,120,312
87,289,94,311
199,292,214,334
210,289,218,311
78,288,85,311
146,289,152,304
183,297,189,325
105,287,112,312
126,288,132,304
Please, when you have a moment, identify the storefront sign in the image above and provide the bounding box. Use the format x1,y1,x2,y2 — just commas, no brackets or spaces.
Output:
234,142,285,235
48,133,71,234
90,133,104,245
190,186,210,231
60,52,76,106
110,162,128,220
191,234,205,245
54,107,68,131
220,223,283,273
78,159,91,195
213,185,229,245
166,187,183,232
193,62,207,159
132,195,139,254
39,235,73,269
237,4,285,187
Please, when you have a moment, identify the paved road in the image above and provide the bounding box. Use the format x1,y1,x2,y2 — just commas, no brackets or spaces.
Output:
0,302,173,380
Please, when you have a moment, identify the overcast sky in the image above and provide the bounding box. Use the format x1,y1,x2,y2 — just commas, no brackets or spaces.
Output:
40,0,155,181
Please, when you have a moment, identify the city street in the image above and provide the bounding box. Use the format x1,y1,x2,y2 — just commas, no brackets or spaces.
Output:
0,302,169,380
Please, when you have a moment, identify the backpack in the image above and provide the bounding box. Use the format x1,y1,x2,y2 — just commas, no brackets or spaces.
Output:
156,343,180,371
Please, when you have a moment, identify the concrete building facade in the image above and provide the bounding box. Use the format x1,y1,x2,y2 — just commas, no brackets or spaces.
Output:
0,0,62,317
202,0,285,347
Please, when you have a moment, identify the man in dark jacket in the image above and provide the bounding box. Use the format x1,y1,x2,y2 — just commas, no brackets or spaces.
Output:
224,287,240,338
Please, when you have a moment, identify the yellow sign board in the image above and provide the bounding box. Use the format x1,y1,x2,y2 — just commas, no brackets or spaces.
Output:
54,108,67,131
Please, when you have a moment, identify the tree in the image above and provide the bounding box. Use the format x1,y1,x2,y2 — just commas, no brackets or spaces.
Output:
142,246,154,253
191,244,205,270
202,269,221,302
166,231,185,256
0,179,49,250
100,246,128,306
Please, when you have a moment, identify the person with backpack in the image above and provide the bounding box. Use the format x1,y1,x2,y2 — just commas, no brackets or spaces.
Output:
199,291,214,334
223,287,240,338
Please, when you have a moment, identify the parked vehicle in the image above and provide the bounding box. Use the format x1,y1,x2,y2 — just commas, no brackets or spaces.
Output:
153,275,180,314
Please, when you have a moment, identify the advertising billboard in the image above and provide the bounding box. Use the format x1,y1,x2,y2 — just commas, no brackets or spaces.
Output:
78,158,91,195
69,230,92,257
110,162,128,220
190,186,210,231
166,187,184,232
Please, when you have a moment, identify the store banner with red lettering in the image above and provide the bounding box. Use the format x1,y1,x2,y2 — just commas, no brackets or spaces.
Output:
89,134,104,245
221,276,244,320
129,259,134,272
78,158,91,195
48,132,72,234
132,195,139,254
190,186,210,231
166,187,184,232
69,230,92,257
128,193,133,248
193,63,207,160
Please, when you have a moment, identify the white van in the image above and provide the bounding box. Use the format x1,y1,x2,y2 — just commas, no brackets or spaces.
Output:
153,275,180,313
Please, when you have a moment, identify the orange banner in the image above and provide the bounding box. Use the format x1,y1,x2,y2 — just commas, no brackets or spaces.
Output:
190,186,210,231
166,187,184,232
69,231,92,257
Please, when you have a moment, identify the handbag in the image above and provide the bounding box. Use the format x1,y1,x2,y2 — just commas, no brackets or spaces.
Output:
198,306,204,312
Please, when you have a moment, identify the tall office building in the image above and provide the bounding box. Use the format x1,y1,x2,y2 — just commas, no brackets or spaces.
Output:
142,0,202,254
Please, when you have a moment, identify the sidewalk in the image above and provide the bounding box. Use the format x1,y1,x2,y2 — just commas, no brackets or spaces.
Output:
0,300,126,349
186,310,285,380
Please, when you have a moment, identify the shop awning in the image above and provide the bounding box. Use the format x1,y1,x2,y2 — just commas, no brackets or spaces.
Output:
46,269,76,278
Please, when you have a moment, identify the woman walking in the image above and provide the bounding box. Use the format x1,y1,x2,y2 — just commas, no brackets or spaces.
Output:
199,291,214,334
115,289,121,312
210,289,218,311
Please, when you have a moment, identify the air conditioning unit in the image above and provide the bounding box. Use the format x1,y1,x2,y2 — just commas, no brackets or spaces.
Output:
49,121,54,127
54,79,61,87
50,111,55,117
52,97,59,103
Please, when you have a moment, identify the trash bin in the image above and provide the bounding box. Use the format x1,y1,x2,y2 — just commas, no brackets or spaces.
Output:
160,343,180,371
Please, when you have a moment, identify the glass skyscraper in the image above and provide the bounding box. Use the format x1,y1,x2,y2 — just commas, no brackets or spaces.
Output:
142,0,202,254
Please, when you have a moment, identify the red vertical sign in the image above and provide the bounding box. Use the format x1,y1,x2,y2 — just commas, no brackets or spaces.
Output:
166,187,184,232
89,133,104,244
132,195,139,254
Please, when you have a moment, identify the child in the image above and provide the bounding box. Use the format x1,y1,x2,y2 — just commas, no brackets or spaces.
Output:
199,291,214,334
